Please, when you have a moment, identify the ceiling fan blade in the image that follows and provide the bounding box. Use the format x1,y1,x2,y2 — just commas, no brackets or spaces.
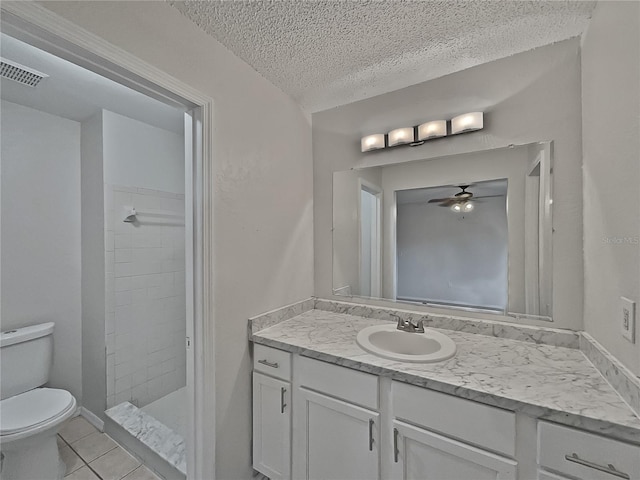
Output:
474,194,505,199
428,197,454,203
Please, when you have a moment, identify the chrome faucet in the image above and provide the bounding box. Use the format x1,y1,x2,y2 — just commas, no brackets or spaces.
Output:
396,317,425,333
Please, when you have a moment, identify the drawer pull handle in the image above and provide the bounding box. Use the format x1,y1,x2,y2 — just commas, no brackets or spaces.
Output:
280,387,287,413
258,359,279,369
564,453,630,479
368,419,374,451
393,428,399,463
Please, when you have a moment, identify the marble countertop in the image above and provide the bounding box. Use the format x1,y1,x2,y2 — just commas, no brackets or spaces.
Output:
251,309,640,443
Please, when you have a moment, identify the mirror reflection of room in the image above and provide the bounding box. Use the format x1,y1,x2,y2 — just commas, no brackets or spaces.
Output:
333,142,553,320
395,180,508,312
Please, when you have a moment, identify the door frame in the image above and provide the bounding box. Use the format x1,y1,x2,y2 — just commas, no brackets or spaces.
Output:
358,179,383,299
0,4,216,479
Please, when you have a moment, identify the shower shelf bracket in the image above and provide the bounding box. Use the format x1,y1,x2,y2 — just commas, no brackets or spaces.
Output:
122,206,185,223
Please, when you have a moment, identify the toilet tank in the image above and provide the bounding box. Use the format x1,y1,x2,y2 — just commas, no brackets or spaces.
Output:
0,322,54,400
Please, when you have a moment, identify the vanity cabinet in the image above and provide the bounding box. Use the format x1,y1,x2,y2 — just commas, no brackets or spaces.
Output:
391,381,517,480
293,355,381,480
295,387,380,480
391,420,517,480
251,344,640,480
252,345,292,480
536,421,640,480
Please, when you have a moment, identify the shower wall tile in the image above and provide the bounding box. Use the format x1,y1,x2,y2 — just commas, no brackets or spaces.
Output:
105,184,186,408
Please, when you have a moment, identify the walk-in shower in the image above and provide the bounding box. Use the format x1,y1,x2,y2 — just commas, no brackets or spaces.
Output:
98,111,188,477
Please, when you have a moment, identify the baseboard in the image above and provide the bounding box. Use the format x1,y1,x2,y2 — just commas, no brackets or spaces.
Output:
80,407,105,431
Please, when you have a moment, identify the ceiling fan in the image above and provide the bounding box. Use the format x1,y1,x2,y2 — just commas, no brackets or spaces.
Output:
427,185,502,212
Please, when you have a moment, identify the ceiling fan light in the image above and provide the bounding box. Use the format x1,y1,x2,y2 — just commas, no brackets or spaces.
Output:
417,120,447,141
463,202,474,212
451,204,462,212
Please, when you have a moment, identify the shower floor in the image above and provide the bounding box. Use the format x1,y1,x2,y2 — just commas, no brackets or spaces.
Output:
141,387,187,439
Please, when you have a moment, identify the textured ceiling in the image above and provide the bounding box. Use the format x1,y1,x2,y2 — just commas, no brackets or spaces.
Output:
169,1,595,112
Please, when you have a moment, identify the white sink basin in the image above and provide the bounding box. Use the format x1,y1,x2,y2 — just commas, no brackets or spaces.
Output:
356,324,456,363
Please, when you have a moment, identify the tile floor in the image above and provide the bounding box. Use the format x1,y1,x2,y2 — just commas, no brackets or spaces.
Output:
58,416,161,480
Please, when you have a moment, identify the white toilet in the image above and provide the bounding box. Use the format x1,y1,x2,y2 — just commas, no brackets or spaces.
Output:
0,322,77,480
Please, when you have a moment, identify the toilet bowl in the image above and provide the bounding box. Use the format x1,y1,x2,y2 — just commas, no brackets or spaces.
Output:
0,324,77,480
1,389,77,480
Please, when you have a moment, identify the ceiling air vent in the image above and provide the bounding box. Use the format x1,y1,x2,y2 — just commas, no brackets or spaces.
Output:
1,58,48,87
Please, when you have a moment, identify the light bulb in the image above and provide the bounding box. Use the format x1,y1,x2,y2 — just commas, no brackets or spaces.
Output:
360,134,385,152
417,120,447,141
463,202,474,212
388,127,414,147
451,204,462,212
451,112,484,135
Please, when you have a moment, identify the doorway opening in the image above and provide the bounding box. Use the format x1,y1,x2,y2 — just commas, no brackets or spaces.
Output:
359,180,382,299
1,4,214,479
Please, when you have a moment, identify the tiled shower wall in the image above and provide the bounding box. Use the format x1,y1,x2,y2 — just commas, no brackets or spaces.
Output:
105,184,186,408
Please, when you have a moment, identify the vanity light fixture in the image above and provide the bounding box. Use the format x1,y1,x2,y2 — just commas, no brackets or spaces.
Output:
417,120,447,141
387,127,415,147
451,112,484,135
360,112,484,153
361,133,386,152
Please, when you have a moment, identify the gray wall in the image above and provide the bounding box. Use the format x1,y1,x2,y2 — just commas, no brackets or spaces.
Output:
40,3,314,478
314,38,584,330
396,196,508,310
81,111,106,418
102,110,184,194
582,1,640,375
1,100,83,402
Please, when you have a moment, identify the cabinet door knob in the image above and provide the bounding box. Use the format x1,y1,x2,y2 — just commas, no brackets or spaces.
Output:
368,419,374,451
393,428,399,463
280,387,287,414
564,453,630,479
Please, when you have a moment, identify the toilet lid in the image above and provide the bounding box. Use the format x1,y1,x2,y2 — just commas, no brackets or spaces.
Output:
0,388,75,435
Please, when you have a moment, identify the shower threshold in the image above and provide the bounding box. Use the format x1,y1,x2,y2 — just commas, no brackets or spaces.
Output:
105,401,187,478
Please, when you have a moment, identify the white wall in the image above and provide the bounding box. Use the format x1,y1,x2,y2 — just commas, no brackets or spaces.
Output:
102,110,184,194
38,3,314,477
582,1,640,375
1,100,82,402
314,38,583,330
397,196,508,310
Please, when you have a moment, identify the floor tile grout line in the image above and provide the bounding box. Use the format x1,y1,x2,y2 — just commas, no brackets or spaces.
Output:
61,419,152,480
64,437,107,480
58,434,88,477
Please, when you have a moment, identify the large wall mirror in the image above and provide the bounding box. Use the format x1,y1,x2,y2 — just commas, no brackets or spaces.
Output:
332,142,553,321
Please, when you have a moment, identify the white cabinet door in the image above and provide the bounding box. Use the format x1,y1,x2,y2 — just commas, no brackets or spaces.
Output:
391,420,517,480
293,387,380,480
253,372,291,480
537,469,573,480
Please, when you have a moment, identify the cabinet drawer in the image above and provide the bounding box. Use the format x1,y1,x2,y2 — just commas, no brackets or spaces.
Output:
254,344,291,381
392,381,516,457
296,356,379,410
538,421,640,480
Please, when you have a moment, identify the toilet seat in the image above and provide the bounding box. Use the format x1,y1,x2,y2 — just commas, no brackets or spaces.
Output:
1,388,76,439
